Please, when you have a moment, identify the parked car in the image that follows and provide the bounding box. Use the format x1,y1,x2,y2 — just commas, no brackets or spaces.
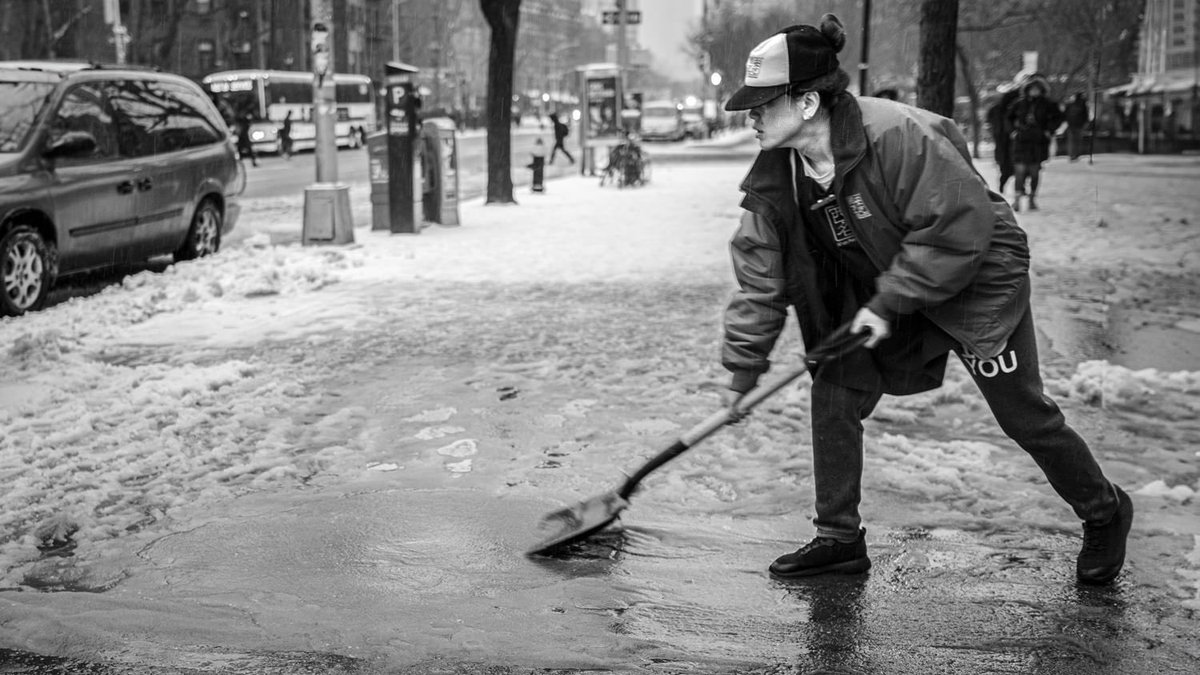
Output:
680,103,711,139
0,61,243,317
639,100,685,142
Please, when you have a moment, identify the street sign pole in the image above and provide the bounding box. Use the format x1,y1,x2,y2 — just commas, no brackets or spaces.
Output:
310,5,338,184
103,0,129,64
616,0,628,94
859,0,871,95
302,0,354,245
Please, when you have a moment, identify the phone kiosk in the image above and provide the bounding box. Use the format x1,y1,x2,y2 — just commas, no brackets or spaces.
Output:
577,63,624,176
421,118,460,226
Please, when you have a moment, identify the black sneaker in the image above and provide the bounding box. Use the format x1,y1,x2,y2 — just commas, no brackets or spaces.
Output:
769,528,871,578
1077,485,1133,585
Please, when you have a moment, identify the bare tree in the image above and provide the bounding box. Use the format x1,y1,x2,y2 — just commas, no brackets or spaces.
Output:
917,0,959,117
1,1,94,60
481,0,520,205
955,44,985,156
126,0,190,66
687,3,804,103
1034,0,1142,99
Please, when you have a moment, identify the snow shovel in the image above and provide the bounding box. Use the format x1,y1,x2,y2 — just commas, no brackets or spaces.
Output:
527,323,869,556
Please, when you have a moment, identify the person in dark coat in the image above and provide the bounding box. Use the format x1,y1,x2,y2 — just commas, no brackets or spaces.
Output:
719,16,1130,584
1063,92,1089,161
278,110,294,159
1006,74,1063,211
548,112,574,165
235,114,258,167
986,88,1021,194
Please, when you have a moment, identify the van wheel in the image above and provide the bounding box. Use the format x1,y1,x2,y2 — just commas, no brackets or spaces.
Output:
1,225,54,316
174,200,222,262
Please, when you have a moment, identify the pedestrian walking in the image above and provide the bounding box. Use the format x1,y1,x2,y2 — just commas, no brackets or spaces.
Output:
278,110,293,159
235,114,258,167
548,112,574,165
1064,92,1089,162
986,88,1020,194
529,138,547,193
720,15,1131,585
1006,74,1063,211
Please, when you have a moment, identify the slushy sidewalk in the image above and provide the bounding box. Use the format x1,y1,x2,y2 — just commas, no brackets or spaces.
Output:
1,150,1198,673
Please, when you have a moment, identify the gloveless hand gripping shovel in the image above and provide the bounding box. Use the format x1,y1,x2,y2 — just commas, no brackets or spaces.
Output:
527,323,868,556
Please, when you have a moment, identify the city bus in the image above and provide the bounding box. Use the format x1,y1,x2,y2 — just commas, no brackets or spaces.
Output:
201,70,376,154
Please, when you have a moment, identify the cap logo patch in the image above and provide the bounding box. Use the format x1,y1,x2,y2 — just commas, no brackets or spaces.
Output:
746,56,763,80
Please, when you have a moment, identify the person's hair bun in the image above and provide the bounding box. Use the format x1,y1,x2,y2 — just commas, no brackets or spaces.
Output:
819,13,846,53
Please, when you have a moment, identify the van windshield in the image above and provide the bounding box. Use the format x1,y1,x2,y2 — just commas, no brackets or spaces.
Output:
0,80,57,153
643,106,676,119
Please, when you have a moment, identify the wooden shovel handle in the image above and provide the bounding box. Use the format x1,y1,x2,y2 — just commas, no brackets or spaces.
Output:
617,325,868,499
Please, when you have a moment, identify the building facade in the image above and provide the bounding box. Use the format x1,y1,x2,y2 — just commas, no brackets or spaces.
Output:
1113,0,1200,151
3,0,623,127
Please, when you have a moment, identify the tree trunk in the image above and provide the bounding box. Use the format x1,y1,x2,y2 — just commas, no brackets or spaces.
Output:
916,0,958,118
955,43,982,158
481,0,521,205
41,0,56,58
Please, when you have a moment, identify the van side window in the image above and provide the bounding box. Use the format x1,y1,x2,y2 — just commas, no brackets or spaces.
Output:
159,82,228,142
50,83,118,160
107,79,224,156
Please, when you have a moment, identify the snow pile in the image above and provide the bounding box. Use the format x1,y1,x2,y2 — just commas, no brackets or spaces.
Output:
0,243,379,585
1066,360,1200,407
1134,479,1197,501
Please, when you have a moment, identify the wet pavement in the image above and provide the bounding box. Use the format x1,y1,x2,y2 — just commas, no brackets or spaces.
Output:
2,478,1195,673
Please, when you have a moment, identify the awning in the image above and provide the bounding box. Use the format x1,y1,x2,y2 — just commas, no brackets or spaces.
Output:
1109,71,1200,97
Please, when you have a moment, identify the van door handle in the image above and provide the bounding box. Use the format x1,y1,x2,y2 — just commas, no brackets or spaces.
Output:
137,177,153,191
116,180,135,194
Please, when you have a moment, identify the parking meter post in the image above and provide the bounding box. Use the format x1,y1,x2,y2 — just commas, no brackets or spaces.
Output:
385,61,420,234
301,7,353,246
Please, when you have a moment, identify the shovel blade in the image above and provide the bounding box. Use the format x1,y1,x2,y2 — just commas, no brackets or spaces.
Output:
526,490,630,555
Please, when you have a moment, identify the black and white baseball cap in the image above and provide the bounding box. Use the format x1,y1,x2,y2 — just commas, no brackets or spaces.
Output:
724,18,844,112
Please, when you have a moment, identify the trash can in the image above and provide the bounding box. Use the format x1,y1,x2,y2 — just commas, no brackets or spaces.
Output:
420,117,460,226
302,182,354,245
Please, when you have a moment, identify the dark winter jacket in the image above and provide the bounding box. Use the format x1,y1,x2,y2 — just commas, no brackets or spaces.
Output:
723,95,1031,394
986,89,1020,167
551,116,569,142
1007,76,1063,164
1064,97,1089,129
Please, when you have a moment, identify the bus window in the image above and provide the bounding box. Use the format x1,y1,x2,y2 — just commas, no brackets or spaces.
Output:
205,80,258,122
267,80,311,106
335,82,371,104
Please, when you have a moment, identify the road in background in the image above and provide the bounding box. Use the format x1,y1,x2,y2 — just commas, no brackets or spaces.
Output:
243,126,577,203
240,125,757,203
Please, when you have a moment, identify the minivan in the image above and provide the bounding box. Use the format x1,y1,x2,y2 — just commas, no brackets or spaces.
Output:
0,61,243,316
